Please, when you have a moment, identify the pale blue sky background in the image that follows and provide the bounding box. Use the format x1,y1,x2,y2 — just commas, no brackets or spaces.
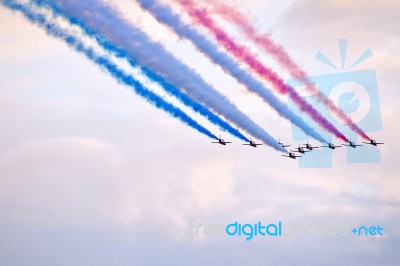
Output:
0,0,399,265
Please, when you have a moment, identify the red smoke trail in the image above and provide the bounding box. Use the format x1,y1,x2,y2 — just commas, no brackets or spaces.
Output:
200,0,370,141
176,0,349,142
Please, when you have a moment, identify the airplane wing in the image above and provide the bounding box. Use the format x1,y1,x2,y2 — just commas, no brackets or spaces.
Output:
362,142,373,145
363,142,384,145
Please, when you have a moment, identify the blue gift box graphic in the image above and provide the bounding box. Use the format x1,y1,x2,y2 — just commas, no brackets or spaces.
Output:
287,40,382,168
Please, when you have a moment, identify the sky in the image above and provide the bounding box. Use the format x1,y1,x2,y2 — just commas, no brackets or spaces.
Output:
0,0,399,265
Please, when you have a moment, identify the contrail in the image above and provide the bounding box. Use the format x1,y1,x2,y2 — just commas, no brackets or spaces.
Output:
175,0,349,142
200,0,370,141
30,0,249,143
139,65,250,142
136,0,326,144
202,0,306,81
32,0,287,152
0,0,219,141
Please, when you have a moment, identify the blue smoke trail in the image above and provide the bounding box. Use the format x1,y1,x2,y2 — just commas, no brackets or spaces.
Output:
136,0,326,144
31,0,287,152
30,0,248,142
141,66,249,142
1,0,219,141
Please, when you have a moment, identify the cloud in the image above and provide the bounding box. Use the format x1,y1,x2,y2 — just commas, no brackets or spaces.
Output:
0,0,399,265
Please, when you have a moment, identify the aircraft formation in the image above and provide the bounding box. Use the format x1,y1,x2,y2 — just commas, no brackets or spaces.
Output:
1,0,384,158
212,137,384,160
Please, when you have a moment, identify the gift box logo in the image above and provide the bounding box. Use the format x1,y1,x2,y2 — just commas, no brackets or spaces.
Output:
288,40,382,168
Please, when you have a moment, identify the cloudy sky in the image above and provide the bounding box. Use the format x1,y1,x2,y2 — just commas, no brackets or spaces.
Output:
0,0,399,265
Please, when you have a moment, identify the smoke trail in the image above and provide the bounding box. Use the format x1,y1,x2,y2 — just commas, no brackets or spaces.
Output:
136,0,326,144
0,0,219,141
32,0,287,152
175,0,349,142
29,0,248,143
203,0,306,81
139,65,249,142
201,0,370,141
